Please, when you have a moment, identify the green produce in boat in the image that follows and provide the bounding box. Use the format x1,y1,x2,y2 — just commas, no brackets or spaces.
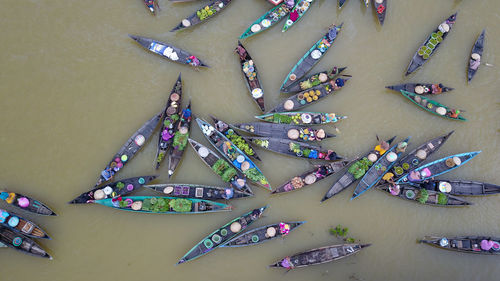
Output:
239,0,296,39
167,101,192,177
256,112,346,126
282,0,315,32
94,196,231,214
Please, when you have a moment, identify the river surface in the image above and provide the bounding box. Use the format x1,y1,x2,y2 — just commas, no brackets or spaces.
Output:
0,0,499,280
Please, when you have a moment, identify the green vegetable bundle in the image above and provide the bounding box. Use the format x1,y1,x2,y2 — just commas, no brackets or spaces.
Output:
347,158,373,179
417,189,429,204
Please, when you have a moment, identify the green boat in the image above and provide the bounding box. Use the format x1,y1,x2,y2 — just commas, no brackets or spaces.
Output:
239,1,296,39
256,112,346,126
400,90,466,121
177,206,266,264
282,0,315,32
94,196,231,214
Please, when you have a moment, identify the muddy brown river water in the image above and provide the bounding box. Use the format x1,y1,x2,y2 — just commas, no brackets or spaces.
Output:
0,0,499,280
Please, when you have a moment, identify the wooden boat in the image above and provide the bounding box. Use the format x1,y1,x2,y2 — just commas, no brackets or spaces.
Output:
246,137,343,161
269,77,350,113
468,29,485,83
416,180,500,196
321,136,396,202
338,0,348,8
221,221,305,247
129,35,209,68
177,206,267,264
386,83,453,95
396,151,481,185
144,183,252,200
0,190,56,216
170,0,233,32
233,122,335,142
155,74,183,170
211,116,261,161
239,1,296,39
71,176,157,204
94,196,231,214
143,0,159,15
378,184,472,206
0,209,50,239
280,24,343,91
400,90,466,121
235,41,265,112
352,137,411,200
197,119,271,190
167,101,192,177
0,226,52,259
405,13,457,76
94,111,162,187
373,0,387,26
420,236,500,255
281,66,347,93
188,138,253,194
256,112,347,126
270,243,370,269
273,161,350,194
282,0,315,32
377,131,453,185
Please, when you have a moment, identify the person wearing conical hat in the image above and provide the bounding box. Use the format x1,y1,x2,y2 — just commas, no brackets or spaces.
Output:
375,139,390,155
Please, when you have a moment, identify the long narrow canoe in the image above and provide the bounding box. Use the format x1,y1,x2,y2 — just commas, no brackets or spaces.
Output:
378,184,472,206
239,1,296,39
211,116,261,161
338,0,348,9
270,243,370,269
247,137,343,161
256,112,347,126
188,139,253,194
177,206,267,264
197,119,271,190
373,0,387,26
221,221,305,247
0,226,52,259
167,101,192,177
396,151,481,184
0,209,50,239
0,190,56,216
417,180,500,196
144,183,252,200
269,77,350,113
400,90,466,121
71,176,157,204
386,83,453,95
377,131,453,185
352,137,411,200
282,0,315,32
171,0,233,32
420,236,500,255
233,122,335,142
321,136,396,202
405,13,457,76
282,66,346,93
235,41,265,112
129,35,208,68
94,196,231,214
468,29,485,83
95,111,162,187
273,160,350,194
280,24,343,91
155,74,183,169
143,0,159,15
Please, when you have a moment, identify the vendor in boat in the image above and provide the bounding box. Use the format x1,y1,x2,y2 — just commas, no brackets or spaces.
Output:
235,45,247,61
447,108,460,119
374,139,390,156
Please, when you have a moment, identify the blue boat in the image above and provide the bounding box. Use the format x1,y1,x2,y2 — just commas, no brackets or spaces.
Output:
352,137,411,200
396,151,481,184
